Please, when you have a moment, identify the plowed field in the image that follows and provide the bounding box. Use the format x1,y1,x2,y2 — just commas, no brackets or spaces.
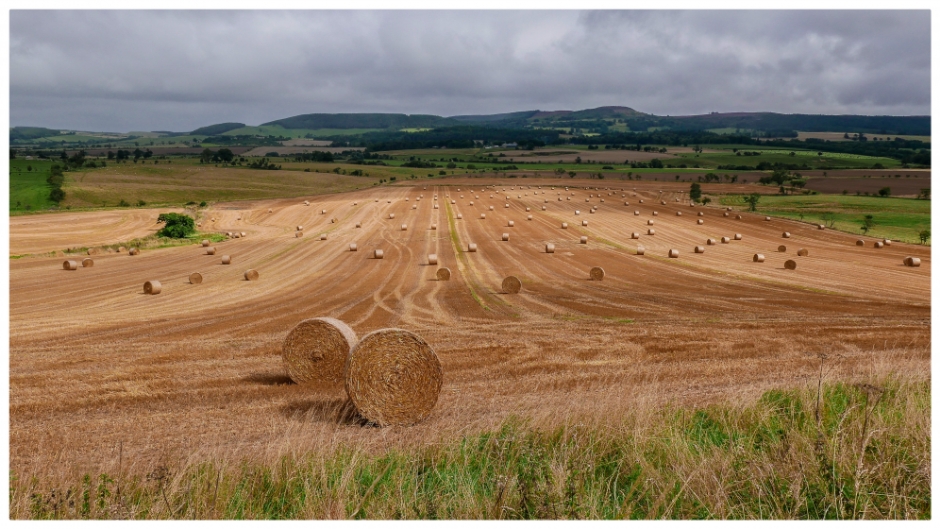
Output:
9,180,930,480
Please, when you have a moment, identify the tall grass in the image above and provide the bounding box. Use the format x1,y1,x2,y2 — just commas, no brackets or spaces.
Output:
11,378,928,519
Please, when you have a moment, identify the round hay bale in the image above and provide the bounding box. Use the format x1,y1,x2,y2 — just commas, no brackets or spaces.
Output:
304,200,310,205
202,239,210,247
528,215,534,220
434,204,439,209
676,211,682,216
723,212,729,217
349,243,358,252
297,225,303,231
143,280,161,295
661,200,666,205
322,209,327,214
753,254,765,263
589,267,605,281
561,222,568,229
241,231,247,237
82,258,94,267
652,211,658,216
63,260,78,270
904,257,921,267
883,239,892,246
468,243,477,252
817,224,825,230
221,255,231,264
782,232,791,238
631,232,640,239
401,224,408,231
778,245,787,252
374,249,385,259
647,228,655,235
694,246,705,254
582,220,588,226
234,233,241,239
469,202,473,206
451,200,455,204
428,254,438,265
295,232,303,238
508,220,515,227
389,213,395,219
639,199,644,203
545,243,555,253
765,216,771,221
784,259,797,270
698,212,704,216
735,215,742,220
320,234,328,241
128,247,139,256
797,248,809,256
636,245,645,255
189,272,203,284
244,269,259,281
668,249,679,258
501,233,510,241
734,233,742,240
356,222,362,228
647,219,654,225
721,237,730,244
575,210,581,215
118,246,126,253
457,214,463,219
697,219,704,225
344,328,443,426
478,213,485,219
436,267,451,280
207,247,217,254
580,236,588,244
502,275,522,293
856,239,864,246
634,210,640,215
874,241,884,249
525,207,531,212
431,224,437,230
489,206,495,211
282,317,358,385
707,238,717,245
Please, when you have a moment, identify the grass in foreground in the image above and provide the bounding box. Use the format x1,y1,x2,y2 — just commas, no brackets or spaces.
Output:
11,378,929,519
719,194,931,244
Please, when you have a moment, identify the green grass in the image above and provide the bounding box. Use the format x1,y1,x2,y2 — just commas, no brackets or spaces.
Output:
9,159,59,213
673,151,900,170
222,125,382,138
11,378,929,519
719,194,931,244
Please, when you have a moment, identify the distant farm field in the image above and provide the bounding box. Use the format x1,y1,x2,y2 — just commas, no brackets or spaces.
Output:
796,131,931,143
9,159,58,213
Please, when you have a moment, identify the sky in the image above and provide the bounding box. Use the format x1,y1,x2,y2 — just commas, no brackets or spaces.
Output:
9,9,932,132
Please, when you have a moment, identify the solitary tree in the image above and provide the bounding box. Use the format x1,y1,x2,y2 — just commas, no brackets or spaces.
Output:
861,215,875,235
689,182,702,202
745,193,760,211
878,187,891,197
919,229,930,245
156,213,196,238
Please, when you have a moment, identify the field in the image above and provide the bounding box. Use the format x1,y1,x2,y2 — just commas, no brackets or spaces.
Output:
796,131,931,143
8,178,930,518
9,158,58,212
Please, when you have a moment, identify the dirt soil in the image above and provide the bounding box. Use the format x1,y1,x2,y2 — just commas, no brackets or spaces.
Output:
9,181,930,481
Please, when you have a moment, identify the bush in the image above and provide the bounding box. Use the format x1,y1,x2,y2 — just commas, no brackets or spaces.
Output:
118,199,130,207
156,213,196,238
48,188,65,202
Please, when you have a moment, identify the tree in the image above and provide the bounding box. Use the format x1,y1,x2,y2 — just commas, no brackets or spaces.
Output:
701,197,711,205
156,213,196,238
213,148,234,163
689,182,702,202
745,193,760,211
919,229,930,244
650,158,664,169
918,188,930,200
49,188,65,202
861,215,875,235
200,148,214,164
878,187,891,197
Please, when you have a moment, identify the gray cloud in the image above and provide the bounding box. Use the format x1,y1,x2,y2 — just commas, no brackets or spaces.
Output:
10,10,930,132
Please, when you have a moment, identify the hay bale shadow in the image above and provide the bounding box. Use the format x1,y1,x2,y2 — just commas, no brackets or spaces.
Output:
280,397,375,426
242,372,295,386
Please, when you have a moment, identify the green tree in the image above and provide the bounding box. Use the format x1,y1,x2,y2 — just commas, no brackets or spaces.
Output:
919,229,930,244
861,215,875,235
745,193,760,211
878,187,891,197
689,182,702,202
650,158,664,169
49,188,65,202
156,213,196,238
200,148,214,164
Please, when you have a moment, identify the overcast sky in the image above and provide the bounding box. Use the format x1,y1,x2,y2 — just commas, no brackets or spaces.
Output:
9,10,931,132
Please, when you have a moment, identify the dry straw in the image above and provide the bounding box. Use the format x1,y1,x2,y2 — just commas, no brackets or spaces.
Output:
345,328,443,426
374,249,385,259
189,272,203,284
753,254,765,263
143,280,161,295
502,233,510,241
697,219,704,225
589,267,605,280
244,269,259,281
349,243,358,252
82,258,94,267
545,243,555,253
63,260,78,270
784,259,797,270
202,240,210,247
282,317,358,385
648,228,656,235
904,256,921,267
734,233,743,240
778,245,787,252
436,267,451,280
668,249,679,258
468,243,478,252
207,247,217,254
797,248,809,256
502,275,522,293
782,232,791,238
222,255,231,264
129,248,139,255
636,245,645,255
428,254,438,265
856,239,865,246
694,246,705,253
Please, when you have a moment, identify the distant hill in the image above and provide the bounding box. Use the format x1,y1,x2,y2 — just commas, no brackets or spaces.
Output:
449,110,540,123
654,113,931,135
191,122,246,136
262,113,458,130
10,126,63,141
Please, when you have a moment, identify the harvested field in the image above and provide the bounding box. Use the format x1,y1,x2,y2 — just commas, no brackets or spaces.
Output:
9,181,930,498
803,170,931,196
241,146,365,157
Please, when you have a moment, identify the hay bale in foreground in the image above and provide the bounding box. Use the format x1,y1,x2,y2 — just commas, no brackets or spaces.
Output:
282,317,358,385
222,255,231,264
545,243,555,253
143,280,161,295
244,269,259,281
589,267,605,281
502,275,522,293
82,258,94,267
189,272,202,284
436,267,451,280
904,256,921,267
345,328,443,426
753,254,765,263
797,248,809,256
63,260,78,270
784,259,797,270
428,254,438,265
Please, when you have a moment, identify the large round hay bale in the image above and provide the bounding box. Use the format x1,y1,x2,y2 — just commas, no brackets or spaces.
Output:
457,214,463,219
282,317,358,385
489,205,495,210
580,236,588,244
502,275,522,293
502,233,510,241
240,232,247,237
676,211,682,216
784,259,797,270
765,216,771,221
589,267,605,281
389,213,395,219
129,248,139,256
508,220,515,227
883,239,892,246
189,272,203,284
697,219,704,225
82,258,94,267
734,233,743,240
320,234,328,240
903,256,921,267
856,239,864,246
778,245,787,252
222,255,231,264
575,210,581,215
436,267,451,280
818,224,825,230
753,254,765,263
634,210,640,215
735,215,742,220
143,280,161,295
668,249,679,258
797,248,809,256
652,211,658,216
428,254,438,265
349,243,358,252
561,222,568,229
707,238,716,245
479,213,485,219
698,212,704,216
207,247,216,254
782,232,791,238
528,215,534,220
721,237,730,243
234,233,241,239
545,243,555,253
401,224,408,231
244,269,259,281
631,232,640,239
467,243,477,252
723,212,729,217
297,225,303,231
201,239,210,247
694,246,705,254
434,204,439,209
647,219,654,225
374,249,384,259
63,260,78,270
582,220,588,226
636,245,645,255
647,229,655,235
295,232,303,238
345,328,442,426
874,241,884,249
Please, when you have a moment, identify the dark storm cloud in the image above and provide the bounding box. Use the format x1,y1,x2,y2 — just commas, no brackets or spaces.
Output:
10,10,930,132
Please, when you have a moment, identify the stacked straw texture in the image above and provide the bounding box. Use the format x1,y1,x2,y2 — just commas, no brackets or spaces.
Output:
282,317,358,385
502,276,522,294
